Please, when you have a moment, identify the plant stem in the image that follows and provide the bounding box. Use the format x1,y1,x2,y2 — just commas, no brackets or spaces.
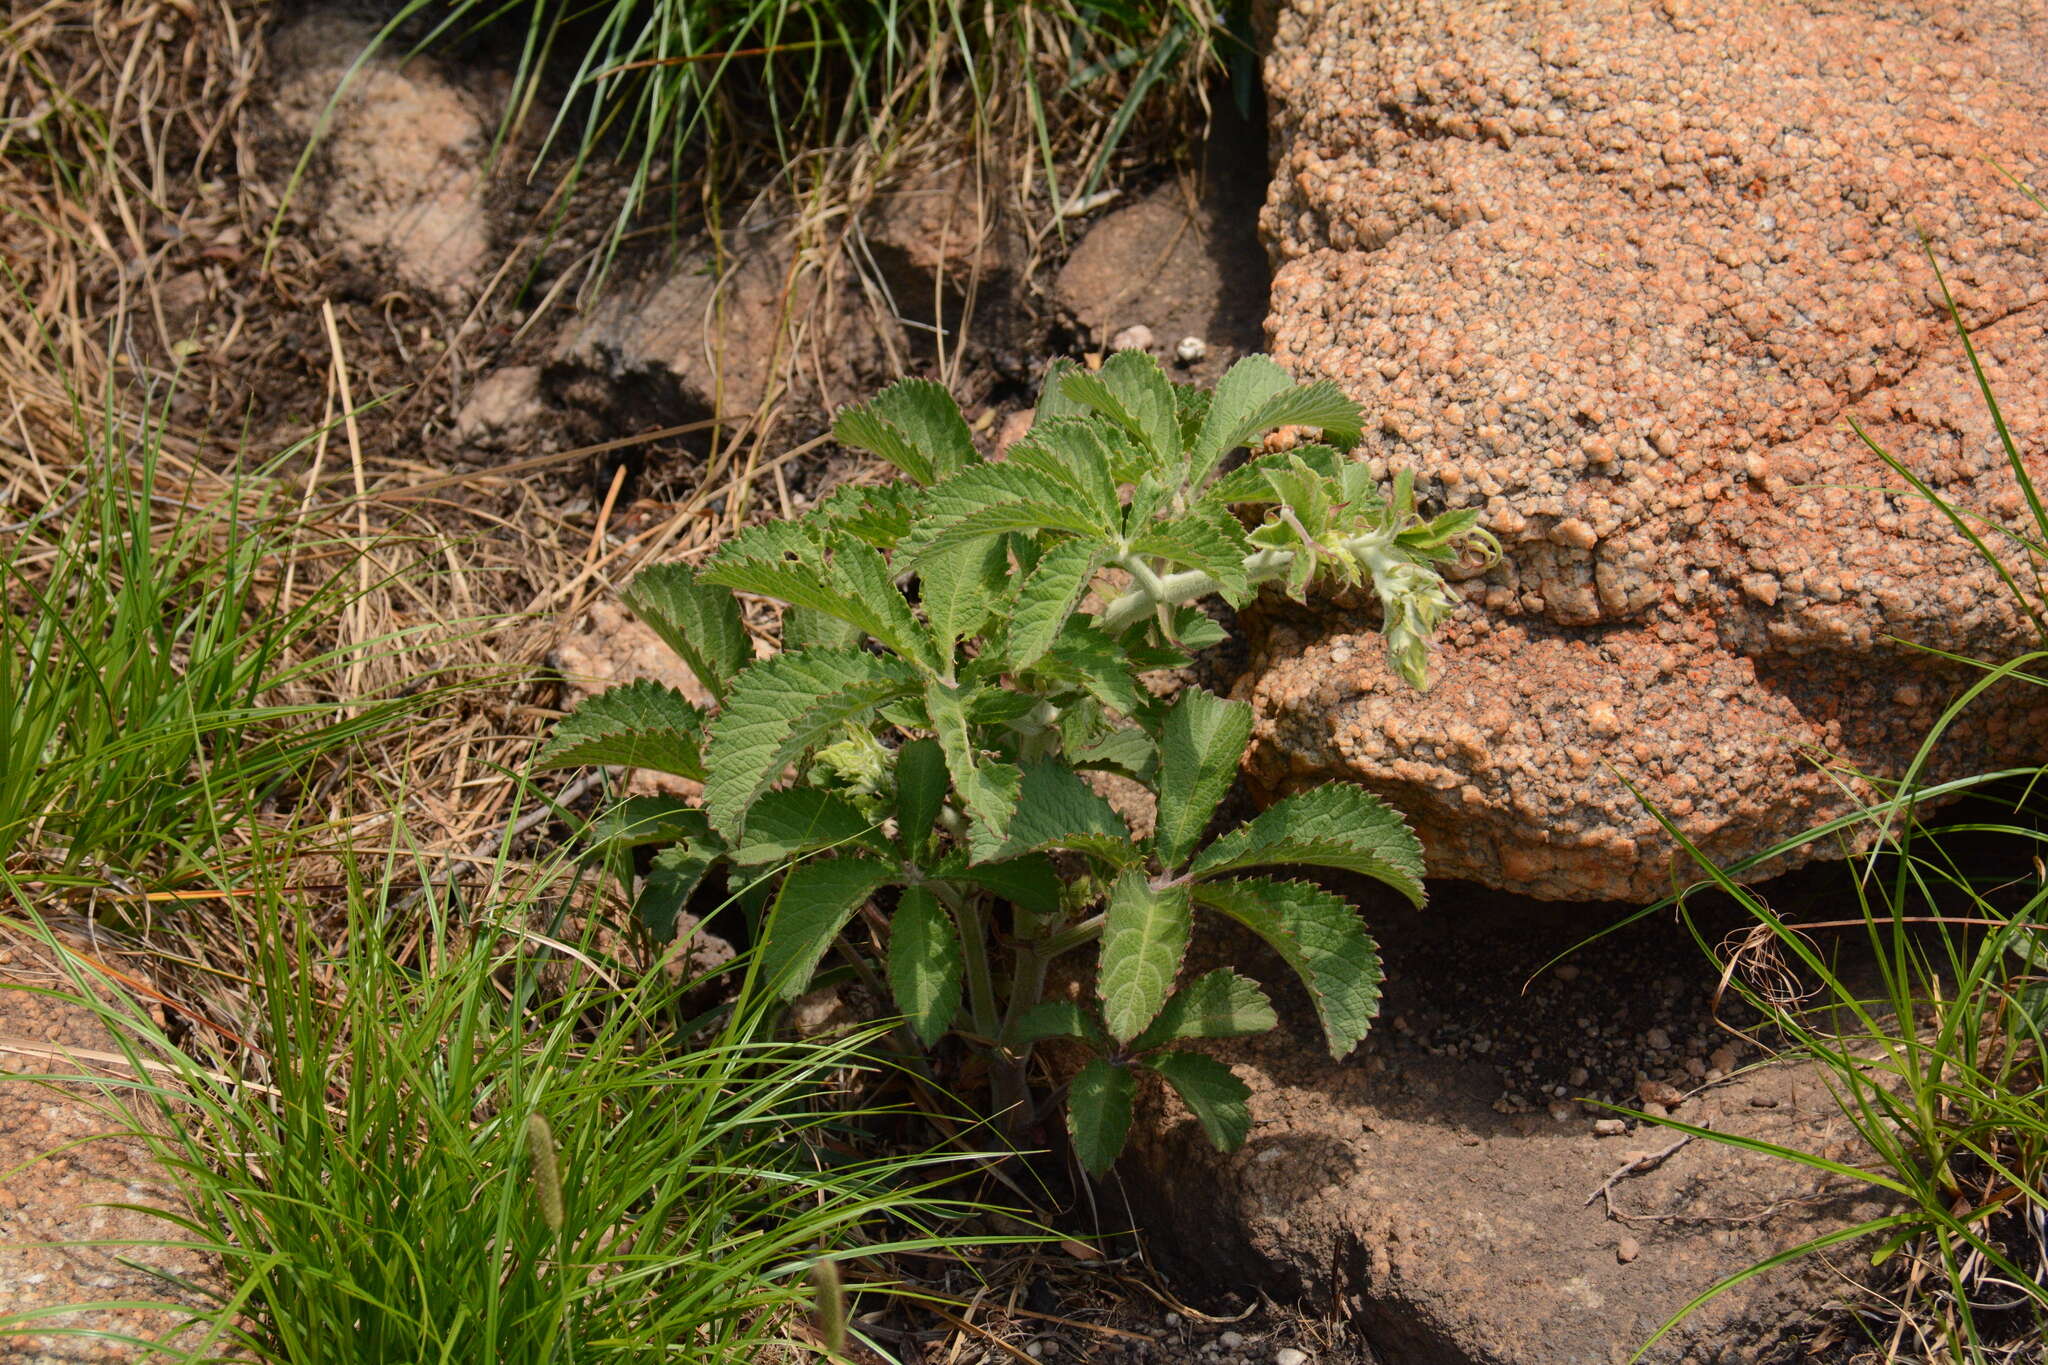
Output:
1097,545,1298,632
935,883,1001,1042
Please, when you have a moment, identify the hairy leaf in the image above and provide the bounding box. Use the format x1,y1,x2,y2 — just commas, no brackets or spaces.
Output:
1129,504,1251,603
1087,350,1180,464
622,563,750,703
967,760,1135,866
1001,419,1124,525
893,737,948,860
812,479,919,548
1034,619,1142,716
1132,970,1277,1052
1099,869,1192,1042
1187,785,1426,906
1008,539,1106,671
1154,688,1253,869
732,788,887,865
761,854,897,1000
1188,356,1363,488
905,463,1114,558
931,850,1064,915
1203,445,1353,506
1067,1057,1135,1176
1144,1051,1252,1150
703,650,922,836
922,537,1010,658
636,842,716,942
702,529,937,670
871,378,979,481
1070,726,1158,784
888,886,963,1046
1191,876,1383,1058
586,796,711,856
535,680,707,781
834,402,935,484
1006,1000,1107,1048
924,679,1023,844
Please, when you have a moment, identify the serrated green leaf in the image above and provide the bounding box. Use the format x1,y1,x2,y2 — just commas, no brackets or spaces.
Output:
888,886,962,1046
783,604,864,652
1001,419,1124,526
1131,969,1277,1052
732,788,887,864
1008,539,1105,670
967,760,1135,866
925,679,1022,843
761,854,896,999
813,479,920,547
931,850,1064,915
535,680,708,781
1191,876,1384,1058
702,649,922,836
834,402,934,484
894,737,948,859
921,537,1011,658
1070,726,1158,783
1143,1051,1252,1151
635,842,716,941
1187,357,1362,488
1187,785,1426,906
904,463,1113,559
1067,1057,1135,1176
1167,606,1228,651
872,377,979,481
1034,619,1142,716
701,529,938,670
1129,504,1251,603
1033,358,1092,424
1059,352,1178,469
1154,688,1252,868
1093,350,1181,463
1098,869,1191,1042
586,796,711,856
622,563,750,703
1006,1000,1106,1048
1203,445,1352,506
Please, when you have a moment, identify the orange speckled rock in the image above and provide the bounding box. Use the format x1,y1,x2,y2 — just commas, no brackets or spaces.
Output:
1250,0,2048,899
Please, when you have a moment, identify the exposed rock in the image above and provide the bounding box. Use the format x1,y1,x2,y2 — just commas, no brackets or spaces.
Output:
1250,0,2048,898
1056,182,1270,386
271,16,493,302
551,233,805,427
552,601,720,798
454,365,545,451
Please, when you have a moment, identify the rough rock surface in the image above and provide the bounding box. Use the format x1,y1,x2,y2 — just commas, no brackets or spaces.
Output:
272,17,493,302
1249,0,2048,898
1115,902,1886,1364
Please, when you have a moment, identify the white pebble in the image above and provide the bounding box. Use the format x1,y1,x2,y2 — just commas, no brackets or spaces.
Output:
1111,324,1155,353
1026,1342,1043,1359
1275,1349,1309,1365
1220,1331,1245,1349
1175,334,1208,363
1646,1027,1672,1050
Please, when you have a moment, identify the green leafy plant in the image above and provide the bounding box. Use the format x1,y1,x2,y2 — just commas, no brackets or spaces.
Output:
540,351,1497,1172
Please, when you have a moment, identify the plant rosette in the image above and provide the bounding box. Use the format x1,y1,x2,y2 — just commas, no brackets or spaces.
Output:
539,351,1498,1172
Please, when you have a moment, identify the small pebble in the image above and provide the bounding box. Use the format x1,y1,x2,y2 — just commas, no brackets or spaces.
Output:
1710,1045,1739,1073
1175,334,1209,364
1026,1342,1043,1359
1275,1349,1309,1365
1554,964,1580,981
1219,1332,1245,1349
1547,1099,1577,1123
1646,1026,1672,1050
1111,324,1155,353
1750,1094,1780,1109
1593,1118,1628,1137
1616,1236,1642,1264
1165,1312,1182,1328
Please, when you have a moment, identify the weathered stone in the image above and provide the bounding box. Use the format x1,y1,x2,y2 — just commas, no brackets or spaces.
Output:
1250,0,2048,899
272,16,493,302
